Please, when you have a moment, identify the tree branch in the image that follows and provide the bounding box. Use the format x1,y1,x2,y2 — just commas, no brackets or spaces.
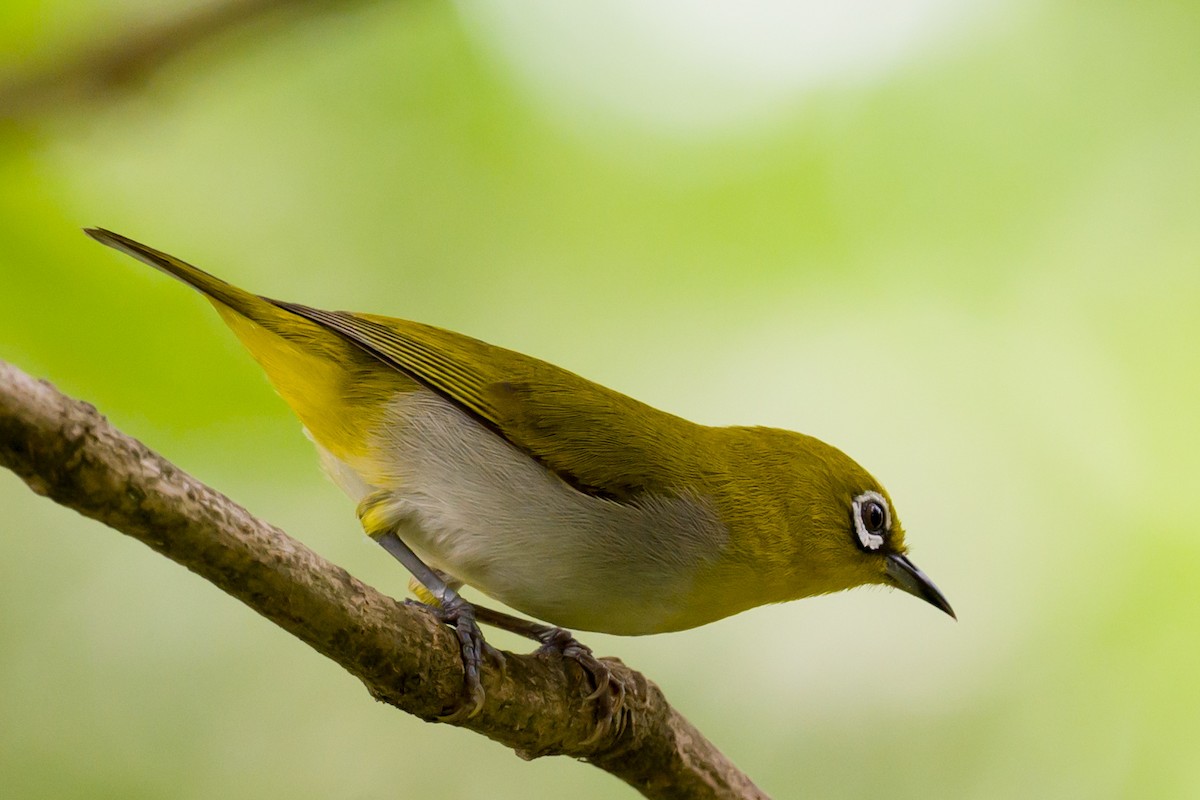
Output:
0,359,768,800
0,0,378,120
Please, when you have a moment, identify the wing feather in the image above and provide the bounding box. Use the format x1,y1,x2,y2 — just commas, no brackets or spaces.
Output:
271,300,712,502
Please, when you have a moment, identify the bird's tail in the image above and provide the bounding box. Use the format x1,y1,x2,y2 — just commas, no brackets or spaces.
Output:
84,227,394,462
84,228,284,326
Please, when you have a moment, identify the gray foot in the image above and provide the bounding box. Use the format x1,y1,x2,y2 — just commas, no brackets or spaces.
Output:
536,626,628,744
407,596,505,722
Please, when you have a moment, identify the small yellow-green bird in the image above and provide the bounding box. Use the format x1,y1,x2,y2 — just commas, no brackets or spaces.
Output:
86,228,953,722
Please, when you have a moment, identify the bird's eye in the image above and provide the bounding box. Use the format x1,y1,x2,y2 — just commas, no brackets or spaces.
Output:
861,500,886,534
851,490,890,551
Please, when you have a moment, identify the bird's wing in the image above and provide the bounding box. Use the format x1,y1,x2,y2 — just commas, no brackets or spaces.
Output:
271,302,709,502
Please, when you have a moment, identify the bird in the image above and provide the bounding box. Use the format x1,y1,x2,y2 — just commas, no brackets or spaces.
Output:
85,227,953,727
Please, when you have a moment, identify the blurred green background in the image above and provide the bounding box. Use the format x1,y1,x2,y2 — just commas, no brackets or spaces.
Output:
2,1,1198,797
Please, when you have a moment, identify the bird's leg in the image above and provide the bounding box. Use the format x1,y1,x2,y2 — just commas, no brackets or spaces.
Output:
472,604,628,741
358,492,499,721
375,531,505,721
357,491,622,737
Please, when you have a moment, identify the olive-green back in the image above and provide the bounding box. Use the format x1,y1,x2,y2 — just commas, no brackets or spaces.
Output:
274,302,717,502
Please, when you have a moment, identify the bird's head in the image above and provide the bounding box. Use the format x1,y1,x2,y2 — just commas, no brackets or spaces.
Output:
748,429,955,618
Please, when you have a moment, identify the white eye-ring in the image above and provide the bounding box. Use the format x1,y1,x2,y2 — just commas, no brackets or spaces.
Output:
852,490,891,551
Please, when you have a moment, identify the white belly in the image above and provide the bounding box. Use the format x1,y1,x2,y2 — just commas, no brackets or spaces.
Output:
314,389,728,635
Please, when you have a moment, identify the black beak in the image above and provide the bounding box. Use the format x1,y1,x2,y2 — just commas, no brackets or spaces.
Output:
885,553,956,619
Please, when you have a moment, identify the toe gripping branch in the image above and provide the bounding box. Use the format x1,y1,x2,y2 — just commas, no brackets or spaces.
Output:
473,606,629,743
373,529,628,736
406,593,500,722
373,530,496,720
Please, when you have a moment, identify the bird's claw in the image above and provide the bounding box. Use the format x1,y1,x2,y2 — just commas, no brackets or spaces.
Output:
406,598,623,739
537,627,629,744
405,598,505,722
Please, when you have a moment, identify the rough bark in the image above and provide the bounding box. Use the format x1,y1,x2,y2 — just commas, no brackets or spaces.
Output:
0,359,769,800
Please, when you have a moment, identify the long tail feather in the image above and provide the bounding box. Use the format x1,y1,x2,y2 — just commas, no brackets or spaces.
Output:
84,228,276,323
